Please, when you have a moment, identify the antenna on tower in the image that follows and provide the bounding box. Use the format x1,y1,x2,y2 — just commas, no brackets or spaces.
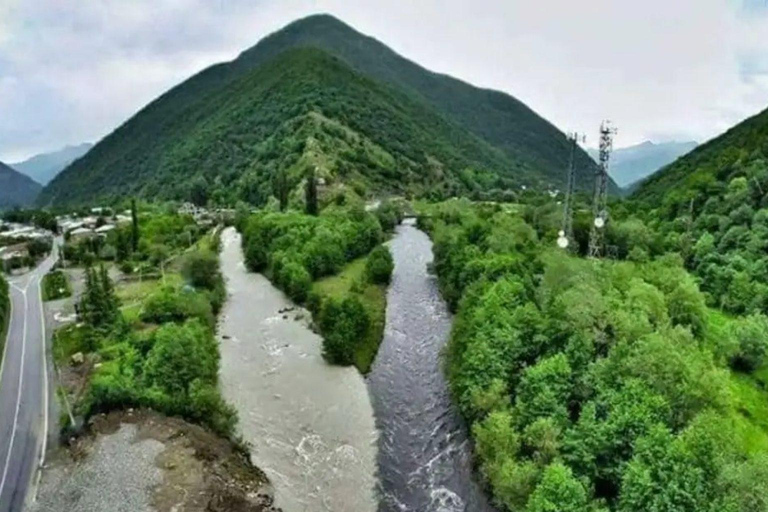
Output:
587,121,616,258
557,132,582,251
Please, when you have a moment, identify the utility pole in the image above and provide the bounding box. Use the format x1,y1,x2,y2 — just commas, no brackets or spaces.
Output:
557,133,582,251
588,121,616,258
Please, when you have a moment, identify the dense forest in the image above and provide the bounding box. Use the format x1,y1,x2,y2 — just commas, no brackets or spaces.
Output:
239,200,397,372
420,199,768,512
631,106,768,314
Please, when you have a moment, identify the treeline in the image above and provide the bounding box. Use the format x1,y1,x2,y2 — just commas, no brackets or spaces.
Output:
60,234,236,438
240,203,395,368
421,200,768,512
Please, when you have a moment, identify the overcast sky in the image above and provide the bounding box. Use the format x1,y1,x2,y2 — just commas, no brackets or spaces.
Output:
1,0,767,162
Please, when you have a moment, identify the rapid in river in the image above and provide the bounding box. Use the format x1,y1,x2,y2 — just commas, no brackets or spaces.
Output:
367,220,496,512
218,227,379,512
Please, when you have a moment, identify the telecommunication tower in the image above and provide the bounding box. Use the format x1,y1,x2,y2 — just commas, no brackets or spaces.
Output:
557,133,582,251
587,121,616,258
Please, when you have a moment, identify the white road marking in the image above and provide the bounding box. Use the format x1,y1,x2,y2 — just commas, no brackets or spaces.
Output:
0,284,29,501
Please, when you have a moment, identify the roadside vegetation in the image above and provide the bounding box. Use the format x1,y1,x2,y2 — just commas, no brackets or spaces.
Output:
42,270,72,301
0,276,8,358
54,221,238,439
240,198,397,372
420,199,768,512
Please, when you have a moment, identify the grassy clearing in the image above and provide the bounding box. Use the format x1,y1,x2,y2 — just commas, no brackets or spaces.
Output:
313,256,387,373
706,308,768,454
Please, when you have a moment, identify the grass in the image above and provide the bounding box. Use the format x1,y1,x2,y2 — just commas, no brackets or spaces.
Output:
313,257,387,373
53,323,92,365
705,307,768,454
42,270,72,301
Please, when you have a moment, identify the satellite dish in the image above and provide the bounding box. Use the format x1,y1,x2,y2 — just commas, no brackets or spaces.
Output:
557,236,569,249
594,217,605,228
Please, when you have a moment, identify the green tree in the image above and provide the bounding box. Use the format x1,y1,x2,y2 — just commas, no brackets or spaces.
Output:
131,198,140,253
365,245,394,284
305,166,318,216
526,463,594,512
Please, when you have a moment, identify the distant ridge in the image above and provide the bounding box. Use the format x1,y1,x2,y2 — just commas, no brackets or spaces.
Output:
587,140,698,189
11,143,93,186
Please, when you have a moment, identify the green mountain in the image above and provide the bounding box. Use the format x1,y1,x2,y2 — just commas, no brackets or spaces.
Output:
633,106,768,208
0,161,42,209
236,14,604,190
40,15,609,206
11,142,93,185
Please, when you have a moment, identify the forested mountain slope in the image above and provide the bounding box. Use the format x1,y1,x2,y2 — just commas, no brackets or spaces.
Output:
237,14,606,191
40,48,522,206
40,14,611,206
631,105,768,315
633,106,768,208
0,161,42,209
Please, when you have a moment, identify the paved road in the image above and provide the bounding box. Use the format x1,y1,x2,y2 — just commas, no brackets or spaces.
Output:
0,248,57,512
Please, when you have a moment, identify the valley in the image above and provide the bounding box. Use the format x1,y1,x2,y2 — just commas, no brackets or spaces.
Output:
1,8,768,512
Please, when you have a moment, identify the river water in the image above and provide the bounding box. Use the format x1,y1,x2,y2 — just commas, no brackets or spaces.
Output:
218,228,379,512
367,220,496,512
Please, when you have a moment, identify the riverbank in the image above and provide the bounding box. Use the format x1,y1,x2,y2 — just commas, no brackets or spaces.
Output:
218,227,378,512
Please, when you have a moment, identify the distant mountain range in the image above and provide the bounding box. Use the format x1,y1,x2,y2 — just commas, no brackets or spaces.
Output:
587,140,698,189
0,161,42,209
39,14,615,207
10,143,93,186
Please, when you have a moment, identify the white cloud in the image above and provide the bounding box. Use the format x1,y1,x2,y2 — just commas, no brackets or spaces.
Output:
1,0,767,161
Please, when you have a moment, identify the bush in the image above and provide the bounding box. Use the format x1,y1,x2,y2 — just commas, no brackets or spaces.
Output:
182,250,220,290
140,285,214,328
319,296,370,365
730,313,768,371
365,245,394,285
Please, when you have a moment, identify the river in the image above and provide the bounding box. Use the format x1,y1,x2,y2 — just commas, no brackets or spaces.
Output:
217,227,379,512
367,220,496,512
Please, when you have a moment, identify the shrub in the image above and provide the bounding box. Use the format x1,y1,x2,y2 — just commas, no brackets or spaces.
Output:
182,250,220,290
730,313,768,371
319,296,370,365
365,245,394,285
140,285,214,328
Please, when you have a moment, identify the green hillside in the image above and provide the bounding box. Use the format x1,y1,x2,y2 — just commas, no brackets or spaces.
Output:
631,105,768,315
237,14,605,191
40,48,531,206
40,15,612,207
0,161,42,209
633,106,768,209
